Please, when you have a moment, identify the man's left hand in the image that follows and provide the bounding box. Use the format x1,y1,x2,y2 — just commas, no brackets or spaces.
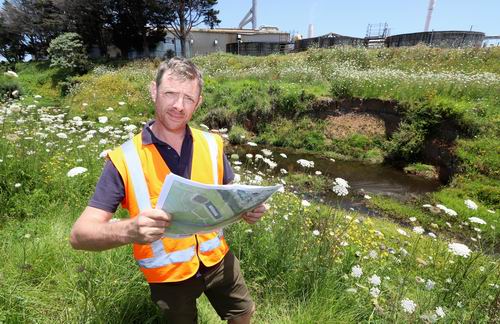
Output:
242,203,268,224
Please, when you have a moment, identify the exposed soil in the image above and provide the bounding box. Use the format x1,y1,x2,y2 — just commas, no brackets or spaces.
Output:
306,97,463,183
325,113,386,139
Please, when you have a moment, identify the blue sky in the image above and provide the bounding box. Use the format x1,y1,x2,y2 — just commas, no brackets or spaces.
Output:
216,0,499,37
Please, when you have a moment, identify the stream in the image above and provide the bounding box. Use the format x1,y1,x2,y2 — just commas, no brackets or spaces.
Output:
228,144,442,215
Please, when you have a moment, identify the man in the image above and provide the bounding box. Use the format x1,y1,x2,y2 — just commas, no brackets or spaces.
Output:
70,57,266,323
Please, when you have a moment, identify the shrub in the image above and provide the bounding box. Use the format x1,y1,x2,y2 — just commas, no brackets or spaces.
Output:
330,78,353,99
385,121,426,161
202,107,235,130
48,33,90,74
0,74,21,99
228,125,249,145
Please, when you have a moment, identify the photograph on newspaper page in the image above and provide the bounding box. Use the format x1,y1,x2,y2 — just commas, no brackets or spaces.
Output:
156,173,282,236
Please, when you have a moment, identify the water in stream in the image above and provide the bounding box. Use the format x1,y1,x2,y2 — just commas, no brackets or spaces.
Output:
228,144,442,215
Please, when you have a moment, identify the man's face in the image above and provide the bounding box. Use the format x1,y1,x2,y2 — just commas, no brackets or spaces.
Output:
150,73,202,133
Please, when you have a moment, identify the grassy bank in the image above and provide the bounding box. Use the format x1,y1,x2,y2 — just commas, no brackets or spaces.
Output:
5,46,496,243
0,100,498,322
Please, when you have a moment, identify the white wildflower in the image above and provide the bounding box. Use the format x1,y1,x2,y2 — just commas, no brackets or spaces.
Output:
435,306,445,318
448,242,471,258
368,274,381,286
279,153,287,158
124,124,137,132
261,149,272,156
98,116,108,124
280,168,288,174
464,199,478,210
56,132,68,139
401,298,417,314
413,226,424,235
247,141,258,147
364,194,372,199
370,287,380,298
312,230,320,236
67,167,88,177
14,183,21,188
315,170,322,175
397,228,408,236
4,70,18,78
118,101,126,106
120,117,131,122
409,217,417,222
245,153,253,159
468,217,486,225
425,279,435,290
297,159,314,168
346,288,357,294
350,265,363,278
428,232,437,239
233,174,241,183
301,200,311,207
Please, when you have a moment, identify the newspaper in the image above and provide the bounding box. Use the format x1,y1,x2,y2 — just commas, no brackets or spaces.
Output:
156,174,282,236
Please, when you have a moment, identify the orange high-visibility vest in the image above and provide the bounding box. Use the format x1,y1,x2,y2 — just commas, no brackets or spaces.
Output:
108,127,229,283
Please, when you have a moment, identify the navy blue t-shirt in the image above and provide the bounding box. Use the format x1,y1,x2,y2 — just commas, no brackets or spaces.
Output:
89,121,234,213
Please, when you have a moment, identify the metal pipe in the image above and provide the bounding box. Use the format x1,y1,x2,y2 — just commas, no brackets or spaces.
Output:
424,0,436,32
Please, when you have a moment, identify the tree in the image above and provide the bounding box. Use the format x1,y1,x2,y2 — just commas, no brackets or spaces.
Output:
0,12,27,63
48,33,89,73
164,0,220,57
59,0,113,57
1,0,67,60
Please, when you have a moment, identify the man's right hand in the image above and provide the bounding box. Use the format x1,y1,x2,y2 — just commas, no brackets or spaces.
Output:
131,209,171,244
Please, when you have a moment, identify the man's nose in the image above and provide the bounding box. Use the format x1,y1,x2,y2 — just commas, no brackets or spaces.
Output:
172,95,185,111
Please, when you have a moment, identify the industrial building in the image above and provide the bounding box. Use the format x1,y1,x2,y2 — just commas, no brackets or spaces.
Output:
385,31,485,48
160,27,289,57
294,33,364,51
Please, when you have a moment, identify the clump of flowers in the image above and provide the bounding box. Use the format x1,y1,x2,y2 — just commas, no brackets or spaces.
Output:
297,159,314,168
332,177,349,196
350,265,363,278
464,199,478,210
436,204,458,216
368,274,381,286
401,298,417,314
468,217,486,225
448,242,471,258
67,166,88,177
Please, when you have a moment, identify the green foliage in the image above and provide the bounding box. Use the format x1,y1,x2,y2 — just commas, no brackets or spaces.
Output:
284,172,329,192
201,107,235,130
259,117,326,151
385,121,427,161
48,33,90,74
330,78,354,99
228,125,249,145
0,73,20,98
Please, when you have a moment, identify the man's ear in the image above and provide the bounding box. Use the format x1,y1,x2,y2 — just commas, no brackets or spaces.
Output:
149,81,157,103
194,95,203,113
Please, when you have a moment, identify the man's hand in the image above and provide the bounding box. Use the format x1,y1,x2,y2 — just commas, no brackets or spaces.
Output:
131,208,171,244
242,203,268,224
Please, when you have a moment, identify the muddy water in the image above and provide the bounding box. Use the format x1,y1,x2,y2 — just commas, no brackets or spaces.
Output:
228,144,442,214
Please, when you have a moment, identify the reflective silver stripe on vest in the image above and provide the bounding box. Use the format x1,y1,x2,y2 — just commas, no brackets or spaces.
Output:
199,229,223,253
121,139,151,212
137,246,196,268
122,138,185,268
202,132,219,184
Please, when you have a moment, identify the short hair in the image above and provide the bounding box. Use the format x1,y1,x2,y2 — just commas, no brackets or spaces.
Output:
155,57,204,93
